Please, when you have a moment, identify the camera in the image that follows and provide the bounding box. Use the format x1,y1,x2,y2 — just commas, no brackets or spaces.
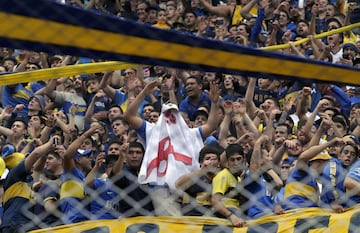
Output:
272,14,280,21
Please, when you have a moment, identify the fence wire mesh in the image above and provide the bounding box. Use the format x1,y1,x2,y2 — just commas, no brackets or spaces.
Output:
0,0,359,233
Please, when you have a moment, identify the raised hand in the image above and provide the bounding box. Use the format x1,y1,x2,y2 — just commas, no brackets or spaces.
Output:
222,100,233,115
209,81,220,103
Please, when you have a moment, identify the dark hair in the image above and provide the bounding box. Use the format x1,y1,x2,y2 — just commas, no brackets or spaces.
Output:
14,117,28,129
265,97,280,108
297,19,309,27
225,144,244,159
186,75,203,85
108,139,122,148
29,114,46,125
199,145,221,163
332,114,350,132
86,74,101,83
237,22,251,35
2,57,17,66
111,116,129,127
276,123,292,135
341,143,359,157
27,62,41,70
129,141,145,154
109,104,124,115
184,9,196,17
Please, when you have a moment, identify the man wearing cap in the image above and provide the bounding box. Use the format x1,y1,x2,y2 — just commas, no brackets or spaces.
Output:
124,80,221,216
283,137,342,210
28,95,45,116
60,125,99,224
336,42,360,66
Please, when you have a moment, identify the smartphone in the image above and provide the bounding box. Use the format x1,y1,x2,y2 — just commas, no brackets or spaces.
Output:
53,138,59,146
343,54,350,60
215,19,224,26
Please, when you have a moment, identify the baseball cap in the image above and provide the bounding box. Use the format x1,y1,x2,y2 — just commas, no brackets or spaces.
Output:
73,149,93,160
194,109,209,119
309,151,331,161
48,55,63,64
161,103,179,112
29,95,46,111
343,43,359,54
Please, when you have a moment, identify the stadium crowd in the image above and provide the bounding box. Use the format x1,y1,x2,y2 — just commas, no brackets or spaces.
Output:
0,0,360,232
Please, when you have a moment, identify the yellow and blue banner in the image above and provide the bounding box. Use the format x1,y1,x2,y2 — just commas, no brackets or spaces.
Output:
29,206,360,233
0,0,359,86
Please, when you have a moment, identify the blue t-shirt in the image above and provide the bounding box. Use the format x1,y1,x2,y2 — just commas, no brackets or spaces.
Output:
179,92,211,121
90,178,119,220
345,159,360,207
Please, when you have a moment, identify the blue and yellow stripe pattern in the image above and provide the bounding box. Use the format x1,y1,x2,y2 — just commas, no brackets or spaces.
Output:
0,0,358,86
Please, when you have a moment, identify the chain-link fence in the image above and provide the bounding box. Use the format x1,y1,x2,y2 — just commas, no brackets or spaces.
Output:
0,0,359,232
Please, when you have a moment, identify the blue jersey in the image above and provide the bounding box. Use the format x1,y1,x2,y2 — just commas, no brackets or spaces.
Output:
345,159,360,207
321,158,347,206
33,181,62,227
243,171,275,218
2,84,33,117
86,93,111,114
179,92,211,121
89,178,119,220
283,167,319,210
1,161,33,230
60,168,88,224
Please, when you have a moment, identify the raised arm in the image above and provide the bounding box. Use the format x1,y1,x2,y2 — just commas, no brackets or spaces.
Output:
297,137,341,164
240,0,258,20
24,135,57,172
124,80,159,129
43,79,57,100
244,78,257,118
85,152,105,187
175,168,205,191
85,91,106,121
199,0,233,17
62,125,99,171
218,101,233,148
111,143,127,175
99,71,116,100
200,82,221,138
